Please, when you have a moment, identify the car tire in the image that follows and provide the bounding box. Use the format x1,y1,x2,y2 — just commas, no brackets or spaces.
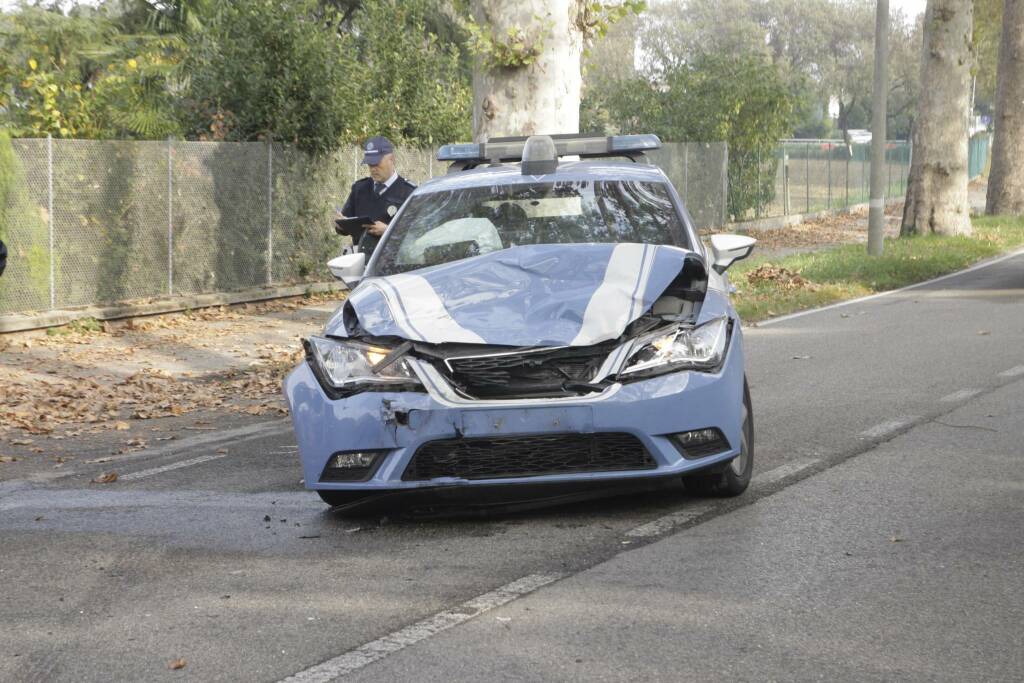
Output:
683,378,754,497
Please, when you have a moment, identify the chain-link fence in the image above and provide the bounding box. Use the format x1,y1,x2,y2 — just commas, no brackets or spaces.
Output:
731,134,994,222
729,140,914,222
0,138,728,317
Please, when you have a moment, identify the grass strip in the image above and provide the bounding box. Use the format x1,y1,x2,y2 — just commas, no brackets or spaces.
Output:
730,215,1024,322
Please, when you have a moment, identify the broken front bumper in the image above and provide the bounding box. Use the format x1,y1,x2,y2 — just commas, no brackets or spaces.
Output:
283,332,746,493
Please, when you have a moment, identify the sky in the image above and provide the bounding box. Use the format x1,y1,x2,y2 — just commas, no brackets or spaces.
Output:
890,0,928,19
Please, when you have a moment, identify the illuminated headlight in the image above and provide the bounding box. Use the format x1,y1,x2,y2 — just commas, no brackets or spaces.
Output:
620,317,729,377
305,336,419,389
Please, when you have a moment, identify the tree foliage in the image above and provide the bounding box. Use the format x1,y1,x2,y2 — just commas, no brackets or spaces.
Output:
1,0,473,153
0,6,185,138
588,0,923,140
349,0,471,146
182,0,363,153
584,52,796,218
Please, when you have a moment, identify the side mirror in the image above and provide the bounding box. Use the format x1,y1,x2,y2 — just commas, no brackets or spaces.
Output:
709,234,756,274
327,252,366,287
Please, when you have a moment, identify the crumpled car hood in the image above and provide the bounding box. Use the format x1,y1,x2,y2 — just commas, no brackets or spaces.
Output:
327,243,707,347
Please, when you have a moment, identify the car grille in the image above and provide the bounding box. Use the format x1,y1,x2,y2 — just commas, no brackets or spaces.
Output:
402,433,656,481
438,345,614,399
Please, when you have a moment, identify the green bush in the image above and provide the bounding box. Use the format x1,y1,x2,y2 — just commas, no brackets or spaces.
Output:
582,52,797,219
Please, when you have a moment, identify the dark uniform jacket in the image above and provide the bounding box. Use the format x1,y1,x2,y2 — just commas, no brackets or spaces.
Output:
340,175,416,256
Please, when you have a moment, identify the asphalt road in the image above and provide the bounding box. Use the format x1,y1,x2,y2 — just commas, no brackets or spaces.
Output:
1,250,1022,682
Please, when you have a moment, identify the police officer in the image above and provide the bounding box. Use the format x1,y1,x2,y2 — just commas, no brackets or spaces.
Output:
336,136,416,257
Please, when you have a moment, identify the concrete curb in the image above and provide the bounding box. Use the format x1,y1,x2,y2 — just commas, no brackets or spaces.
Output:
0,281,343,334
731,197,902,233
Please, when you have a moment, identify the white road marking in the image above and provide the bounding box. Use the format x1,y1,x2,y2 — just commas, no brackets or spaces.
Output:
755,247,1024,328
278,573,562,683
625,459,822,539
752,459,820,486
998,365,1024,378
625,502,716,538
859,416,919,440
117,453,230,481
940,388,983,403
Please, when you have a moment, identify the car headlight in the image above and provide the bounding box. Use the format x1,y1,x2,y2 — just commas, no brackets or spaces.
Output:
305,336,419,390
619,317,729,377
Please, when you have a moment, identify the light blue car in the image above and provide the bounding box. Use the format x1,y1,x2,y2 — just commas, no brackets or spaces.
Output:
284,134,756,511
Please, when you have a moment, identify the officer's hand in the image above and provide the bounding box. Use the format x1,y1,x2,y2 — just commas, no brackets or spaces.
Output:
334,209,347,220
364,220,388,236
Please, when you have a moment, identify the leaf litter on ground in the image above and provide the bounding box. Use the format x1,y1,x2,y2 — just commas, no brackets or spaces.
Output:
0,291,345,442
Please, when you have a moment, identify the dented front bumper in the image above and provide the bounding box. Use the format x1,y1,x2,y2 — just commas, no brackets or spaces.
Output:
284,330,747,494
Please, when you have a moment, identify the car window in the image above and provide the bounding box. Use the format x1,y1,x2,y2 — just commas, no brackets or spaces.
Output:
373,179,689,276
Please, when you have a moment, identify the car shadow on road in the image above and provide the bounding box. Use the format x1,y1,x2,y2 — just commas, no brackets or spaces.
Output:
317,477,702,527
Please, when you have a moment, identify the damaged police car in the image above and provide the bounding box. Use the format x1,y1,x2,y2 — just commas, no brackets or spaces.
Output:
284,134,756,511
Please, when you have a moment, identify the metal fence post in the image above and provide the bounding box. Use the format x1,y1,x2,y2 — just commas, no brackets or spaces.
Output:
805,142,810,213
167,137,173,296
861,151,867,204
683,144,689,205
845,155,850,207
722,144,729,226
47,134,55,310
887,147,892,197
267,141,274,286
827,144,832,210
783,151,790,215
755,147,762,218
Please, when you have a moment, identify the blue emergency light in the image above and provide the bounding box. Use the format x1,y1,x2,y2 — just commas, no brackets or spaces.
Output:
436,134,661,168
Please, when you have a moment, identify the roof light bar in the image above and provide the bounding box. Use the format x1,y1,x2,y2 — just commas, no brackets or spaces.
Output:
609,134,661,151
436,143,484,160
436,133,661,163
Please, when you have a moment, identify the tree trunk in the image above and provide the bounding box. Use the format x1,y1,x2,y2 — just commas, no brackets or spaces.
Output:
471,0,584,141
986,0,1024,215
901,0,974,236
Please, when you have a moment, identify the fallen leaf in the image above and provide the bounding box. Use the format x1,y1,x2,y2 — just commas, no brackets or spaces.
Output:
792,355,811,360
0,455,18,463
216,448,228,454
167,658,187,670
889,536,905,543
92,471,118,484
978,330,991,336
113,421,130,431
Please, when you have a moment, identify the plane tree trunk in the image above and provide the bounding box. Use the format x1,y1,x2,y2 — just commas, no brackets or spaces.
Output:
470,0,584,141
986,0,1024,215
901,0,974,236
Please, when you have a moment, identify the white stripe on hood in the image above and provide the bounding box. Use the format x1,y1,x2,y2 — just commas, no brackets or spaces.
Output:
379,273,487,344
571,243,655,346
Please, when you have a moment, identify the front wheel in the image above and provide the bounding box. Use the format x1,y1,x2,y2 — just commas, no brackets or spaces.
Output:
683,378,754,497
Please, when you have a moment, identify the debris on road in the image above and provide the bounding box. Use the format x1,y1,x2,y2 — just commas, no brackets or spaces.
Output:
91,471,118,484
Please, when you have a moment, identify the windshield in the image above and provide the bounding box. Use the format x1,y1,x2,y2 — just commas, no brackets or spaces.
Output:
372,179,690,276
